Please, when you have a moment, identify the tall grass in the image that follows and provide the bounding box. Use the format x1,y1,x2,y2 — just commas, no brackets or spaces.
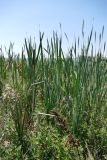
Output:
0,26,107,159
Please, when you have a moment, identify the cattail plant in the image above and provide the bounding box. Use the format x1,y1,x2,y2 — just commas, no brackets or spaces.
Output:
0,24,107,159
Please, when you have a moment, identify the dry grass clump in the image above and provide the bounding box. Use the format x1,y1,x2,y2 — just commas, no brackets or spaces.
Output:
2,84,19,103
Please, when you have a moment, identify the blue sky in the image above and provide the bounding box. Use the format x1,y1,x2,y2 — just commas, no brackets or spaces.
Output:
0,0,107,53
